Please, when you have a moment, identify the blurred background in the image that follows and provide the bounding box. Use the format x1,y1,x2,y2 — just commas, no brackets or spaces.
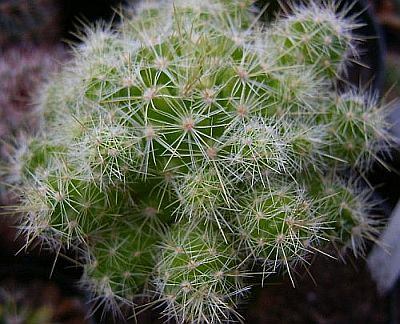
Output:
0,0,399,323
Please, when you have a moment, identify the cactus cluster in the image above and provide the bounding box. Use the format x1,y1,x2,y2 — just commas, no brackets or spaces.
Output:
0,0,393,322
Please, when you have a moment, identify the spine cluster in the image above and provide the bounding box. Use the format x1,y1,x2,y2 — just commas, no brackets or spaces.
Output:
1,0,392,322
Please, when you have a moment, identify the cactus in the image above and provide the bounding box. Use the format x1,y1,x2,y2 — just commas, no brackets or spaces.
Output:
0,0,393,322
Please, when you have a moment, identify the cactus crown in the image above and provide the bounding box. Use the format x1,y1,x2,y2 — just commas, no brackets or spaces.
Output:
0,0,393,322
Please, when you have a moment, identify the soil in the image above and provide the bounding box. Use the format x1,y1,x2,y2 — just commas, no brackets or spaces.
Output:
244,255,391,324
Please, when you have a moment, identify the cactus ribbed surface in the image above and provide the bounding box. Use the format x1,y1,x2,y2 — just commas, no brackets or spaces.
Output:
0,0,393,322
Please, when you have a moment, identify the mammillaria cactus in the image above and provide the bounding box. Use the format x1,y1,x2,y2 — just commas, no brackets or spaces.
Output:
0,0,393,322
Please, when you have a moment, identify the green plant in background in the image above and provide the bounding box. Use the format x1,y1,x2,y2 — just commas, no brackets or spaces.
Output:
0,279,89,324
0,0,393,322
385,54,400,100
0,290,52,324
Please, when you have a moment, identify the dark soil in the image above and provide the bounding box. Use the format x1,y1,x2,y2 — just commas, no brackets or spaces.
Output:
244,255,390,324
